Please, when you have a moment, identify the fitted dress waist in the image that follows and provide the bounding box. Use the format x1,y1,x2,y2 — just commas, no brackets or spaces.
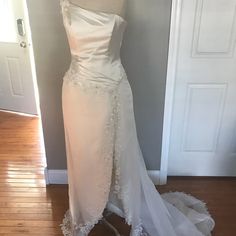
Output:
63,54,127,90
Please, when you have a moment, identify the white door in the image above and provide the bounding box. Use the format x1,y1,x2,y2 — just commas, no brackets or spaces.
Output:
0,0,38,115
165,0,236,176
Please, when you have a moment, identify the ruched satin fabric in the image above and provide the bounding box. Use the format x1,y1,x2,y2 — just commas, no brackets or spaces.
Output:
59,0,215,235
62,0,126,88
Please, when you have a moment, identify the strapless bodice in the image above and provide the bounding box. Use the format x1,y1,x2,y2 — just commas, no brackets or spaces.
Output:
60,0,127,88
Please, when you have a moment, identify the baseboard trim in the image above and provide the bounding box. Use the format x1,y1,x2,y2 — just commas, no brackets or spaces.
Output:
44,168,162,185
44,168,68,185
148,170,162,185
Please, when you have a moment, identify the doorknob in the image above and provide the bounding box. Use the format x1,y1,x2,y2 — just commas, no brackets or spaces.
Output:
20,41,27,48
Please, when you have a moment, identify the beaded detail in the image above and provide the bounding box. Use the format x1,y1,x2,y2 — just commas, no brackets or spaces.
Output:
60,209,104,236
131,223,149,236
110,79,134,226
60,0,71,25
112,88,122,198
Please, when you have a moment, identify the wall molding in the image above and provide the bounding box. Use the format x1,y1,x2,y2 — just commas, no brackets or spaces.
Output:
160,0,182,183
44,168,162,185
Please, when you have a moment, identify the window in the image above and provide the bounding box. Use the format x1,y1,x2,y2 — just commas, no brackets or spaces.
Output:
0,0,17,43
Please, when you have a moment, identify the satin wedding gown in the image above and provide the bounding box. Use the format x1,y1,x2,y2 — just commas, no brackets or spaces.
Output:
59,0,215,235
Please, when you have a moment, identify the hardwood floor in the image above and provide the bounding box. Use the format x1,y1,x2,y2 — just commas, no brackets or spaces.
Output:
158,177,236,236
0,110,67,235
0,110,235,236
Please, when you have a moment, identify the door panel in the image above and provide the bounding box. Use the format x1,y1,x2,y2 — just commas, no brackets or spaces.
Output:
192,0,236,56
6,57,24,96
167,0,236,176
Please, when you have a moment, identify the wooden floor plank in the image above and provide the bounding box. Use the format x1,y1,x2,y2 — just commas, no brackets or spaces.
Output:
0,207,66,214
0,174,45,179
0,183,46,188
0,202,67,208
0,220,61,227
0,226,61,234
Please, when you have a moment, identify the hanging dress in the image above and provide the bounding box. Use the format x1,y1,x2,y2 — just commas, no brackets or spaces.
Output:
59,0,215,235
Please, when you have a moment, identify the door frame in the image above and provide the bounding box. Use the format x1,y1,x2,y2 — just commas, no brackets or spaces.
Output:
160,0,182,184
22,0,40,115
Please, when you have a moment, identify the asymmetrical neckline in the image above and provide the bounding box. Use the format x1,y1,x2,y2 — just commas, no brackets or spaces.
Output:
63,0,127,24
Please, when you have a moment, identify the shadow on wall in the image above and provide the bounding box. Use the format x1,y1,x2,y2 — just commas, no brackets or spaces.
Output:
27,0,70,170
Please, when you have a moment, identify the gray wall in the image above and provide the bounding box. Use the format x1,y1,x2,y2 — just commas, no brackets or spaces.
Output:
27,0,70,169
121,0,172,169
27,0,172,170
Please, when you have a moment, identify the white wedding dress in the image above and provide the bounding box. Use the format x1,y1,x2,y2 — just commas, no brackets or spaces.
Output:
59,0,215,235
